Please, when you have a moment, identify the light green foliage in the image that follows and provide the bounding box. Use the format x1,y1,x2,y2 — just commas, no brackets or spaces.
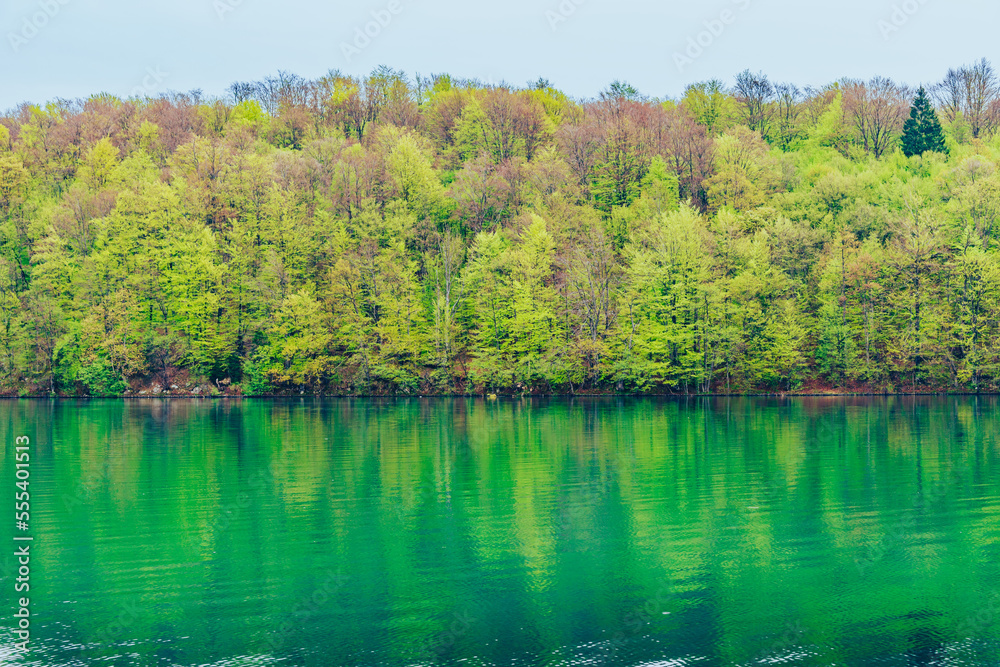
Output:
263,290,332,386
159,222,233,375
802,93,853,155
682,80,735,134
229,100,269,137
452,99,491,163
137,121,161,157
616,207,714,391
80,138,120,190
466,215,562,388
0,154,29,217
5,66,1000,395
707,126,779,212
639,156,680,215
384,130,449,221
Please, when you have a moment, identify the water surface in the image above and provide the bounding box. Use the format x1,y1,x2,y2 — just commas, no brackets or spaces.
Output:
2,397,999,665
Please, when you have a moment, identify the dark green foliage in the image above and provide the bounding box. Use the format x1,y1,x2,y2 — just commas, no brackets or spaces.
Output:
78,356,128,397
240,358,273,396
902,87,948,157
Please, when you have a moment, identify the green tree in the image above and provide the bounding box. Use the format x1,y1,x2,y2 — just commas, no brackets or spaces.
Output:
262,290,333,387
682,80,733,134
902,87,948,157
79,138,120,190
706,127,778,212
616,207,714,392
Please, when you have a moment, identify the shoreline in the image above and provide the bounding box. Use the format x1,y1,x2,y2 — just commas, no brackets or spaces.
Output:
4,391,1000,399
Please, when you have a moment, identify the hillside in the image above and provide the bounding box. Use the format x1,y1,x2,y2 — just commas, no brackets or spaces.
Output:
3,64,1000,395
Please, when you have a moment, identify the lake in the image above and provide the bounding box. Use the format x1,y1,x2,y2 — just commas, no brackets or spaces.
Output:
1,397,999,666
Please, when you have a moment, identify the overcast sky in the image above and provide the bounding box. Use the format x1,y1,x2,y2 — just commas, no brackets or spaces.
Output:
0,0,995,109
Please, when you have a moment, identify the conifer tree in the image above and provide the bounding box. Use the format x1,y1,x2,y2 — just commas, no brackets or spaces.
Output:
902,87,948,157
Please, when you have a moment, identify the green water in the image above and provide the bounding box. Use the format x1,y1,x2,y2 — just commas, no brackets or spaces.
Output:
1,397,1000,666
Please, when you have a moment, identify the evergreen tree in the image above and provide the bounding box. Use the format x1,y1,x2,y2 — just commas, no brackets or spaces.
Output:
902,87,948,157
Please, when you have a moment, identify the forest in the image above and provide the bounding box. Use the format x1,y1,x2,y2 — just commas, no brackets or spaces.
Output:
3,60,1000,396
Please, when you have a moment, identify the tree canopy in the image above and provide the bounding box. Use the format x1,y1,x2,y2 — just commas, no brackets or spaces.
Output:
2,61,999,396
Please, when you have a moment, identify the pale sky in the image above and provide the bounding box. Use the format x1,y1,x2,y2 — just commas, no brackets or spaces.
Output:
0,0,995,109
